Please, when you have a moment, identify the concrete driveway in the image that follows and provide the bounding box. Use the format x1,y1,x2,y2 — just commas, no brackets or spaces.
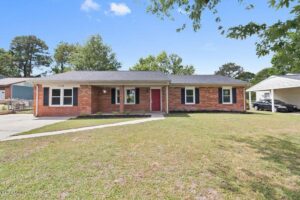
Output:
0,114,70,140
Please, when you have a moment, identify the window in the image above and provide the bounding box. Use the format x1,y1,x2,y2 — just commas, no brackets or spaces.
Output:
185,87,195,104
63,89,73,105
116,88,120,104
50,88,73,106
125,88,135,104
51,89,61,105
222,87,232,104
263,92,270,99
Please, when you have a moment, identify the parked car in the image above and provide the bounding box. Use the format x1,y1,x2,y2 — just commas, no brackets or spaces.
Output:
253,99,298,112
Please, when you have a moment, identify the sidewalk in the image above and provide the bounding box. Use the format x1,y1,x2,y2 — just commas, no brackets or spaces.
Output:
1,114,165,142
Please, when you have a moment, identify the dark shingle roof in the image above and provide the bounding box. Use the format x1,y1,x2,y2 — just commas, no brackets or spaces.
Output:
36,71,169,82
169,74,247,85
34,71,247,86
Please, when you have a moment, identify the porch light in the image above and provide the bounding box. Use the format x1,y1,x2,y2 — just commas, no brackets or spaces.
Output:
102,89,107,94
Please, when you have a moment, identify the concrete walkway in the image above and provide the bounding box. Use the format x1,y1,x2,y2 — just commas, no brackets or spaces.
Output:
0,114,70,140
1,114,165,142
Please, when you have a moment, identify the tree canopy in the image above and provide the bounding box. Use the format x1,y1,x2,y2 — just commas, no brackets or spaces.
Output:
251,68,276,85
0,48,18,77
70,35,121,71
148,0,300,75
130,51,195,75
10,35,52,77
53,42,76,74
215,62,255,82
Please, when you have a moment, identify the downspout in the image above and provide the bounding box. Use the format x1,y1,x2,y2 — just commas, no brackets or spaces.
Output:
10,85,13,99
244,88,246,111
35,85,39,116
166,86,169,113
10,85,13,112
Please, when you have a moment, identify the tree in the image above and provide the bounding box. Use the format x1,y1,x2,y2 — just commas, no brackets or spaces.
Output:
130,51,195,75
10,35,52,77
270,32,300,74
168,54,195,75
70,35,121,71
215,63,255,82
215,63,244,78
53,42,76,74
0,48,19,77
148,0,300,72
236,71,255,82
251,68,275,85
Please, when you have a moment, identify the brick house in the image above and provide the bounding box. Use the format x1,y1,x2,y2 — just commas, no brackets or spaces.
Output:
32,71,247,116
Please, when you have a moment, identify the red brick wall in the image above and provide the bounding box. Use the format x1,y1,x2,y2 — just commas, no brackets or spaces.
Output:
0,86,11,99
168,86,245,112
34,85,80,117
34,84,245,116
78,85,93,115
98,87,151,113
98,87,121,113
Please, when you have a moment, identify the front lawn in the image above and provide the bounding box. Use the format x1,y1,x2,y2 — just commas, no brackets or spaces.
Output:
1,113,300,199
18,117,139,135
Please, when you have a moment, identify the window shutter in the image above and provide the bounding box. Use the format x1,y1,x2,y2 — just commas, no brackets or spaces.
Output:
195,88,200,104
111,88,116,104
43,87,49,106
232,88,237,104
218,88,223,104
135,88,140,104
181,88,185,104
73,88,78,106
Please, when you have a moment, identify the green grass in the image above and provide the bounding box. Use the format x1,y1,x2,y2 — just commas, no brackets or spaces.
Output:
1,112,300,199
18,118,139,135
15,110,33,114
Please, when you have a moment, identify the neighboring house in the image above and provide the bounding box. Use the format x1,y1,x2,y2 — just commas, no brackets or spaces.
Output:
247,74,300,112
0,78,34,100
32,71,247,116
255,91,270,101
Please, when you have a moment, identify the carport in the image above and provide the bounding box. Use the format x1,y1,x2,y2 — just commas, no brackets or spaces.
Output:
247,74,300,112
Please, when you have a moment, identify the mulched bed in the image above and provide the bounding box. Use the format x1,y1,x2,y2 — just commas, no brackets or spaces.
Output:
77,114,151,119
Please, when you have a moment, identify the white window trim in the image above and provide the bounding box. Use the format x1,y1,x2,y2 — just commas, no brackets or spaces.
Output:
49,87,73,107
115,87,120,104
185,87,195,105
222,86,232,104
125,87,136,105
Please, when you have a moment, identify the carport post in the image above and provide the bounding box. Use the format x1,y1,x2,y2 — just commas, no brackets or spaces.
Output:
249,91,252,110
271,89,275,112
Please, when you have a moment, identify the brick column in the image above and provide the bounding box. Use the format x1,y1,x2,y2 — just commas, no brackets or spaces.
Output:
119,85,125,113
79,85,92,115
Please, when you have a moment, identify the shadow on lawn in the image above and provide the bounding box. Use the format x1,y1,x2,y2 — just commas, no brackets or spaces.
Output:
224,135,300,199
232,135,300,176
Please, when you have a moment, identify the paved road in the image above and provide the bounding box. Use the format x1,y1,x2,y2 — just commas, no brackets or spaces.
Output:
0,114,69,140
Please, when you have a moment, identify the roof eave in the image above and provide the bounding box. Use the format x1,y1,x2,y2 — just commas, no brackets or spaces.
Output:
32,80,171,86
170,83,248,87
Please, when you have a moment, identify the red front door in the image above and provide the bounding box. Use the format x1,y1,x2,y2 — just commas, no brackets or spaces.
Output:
151,89,161,111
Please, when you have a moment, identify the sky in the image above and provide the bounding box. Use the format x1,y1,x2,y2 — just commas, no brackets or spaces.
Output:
0,0,293,75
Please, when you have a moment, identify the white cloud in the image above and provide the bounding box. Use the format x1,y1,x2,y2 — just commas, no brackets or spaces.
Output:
81,0,100,12
109,3,131,16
